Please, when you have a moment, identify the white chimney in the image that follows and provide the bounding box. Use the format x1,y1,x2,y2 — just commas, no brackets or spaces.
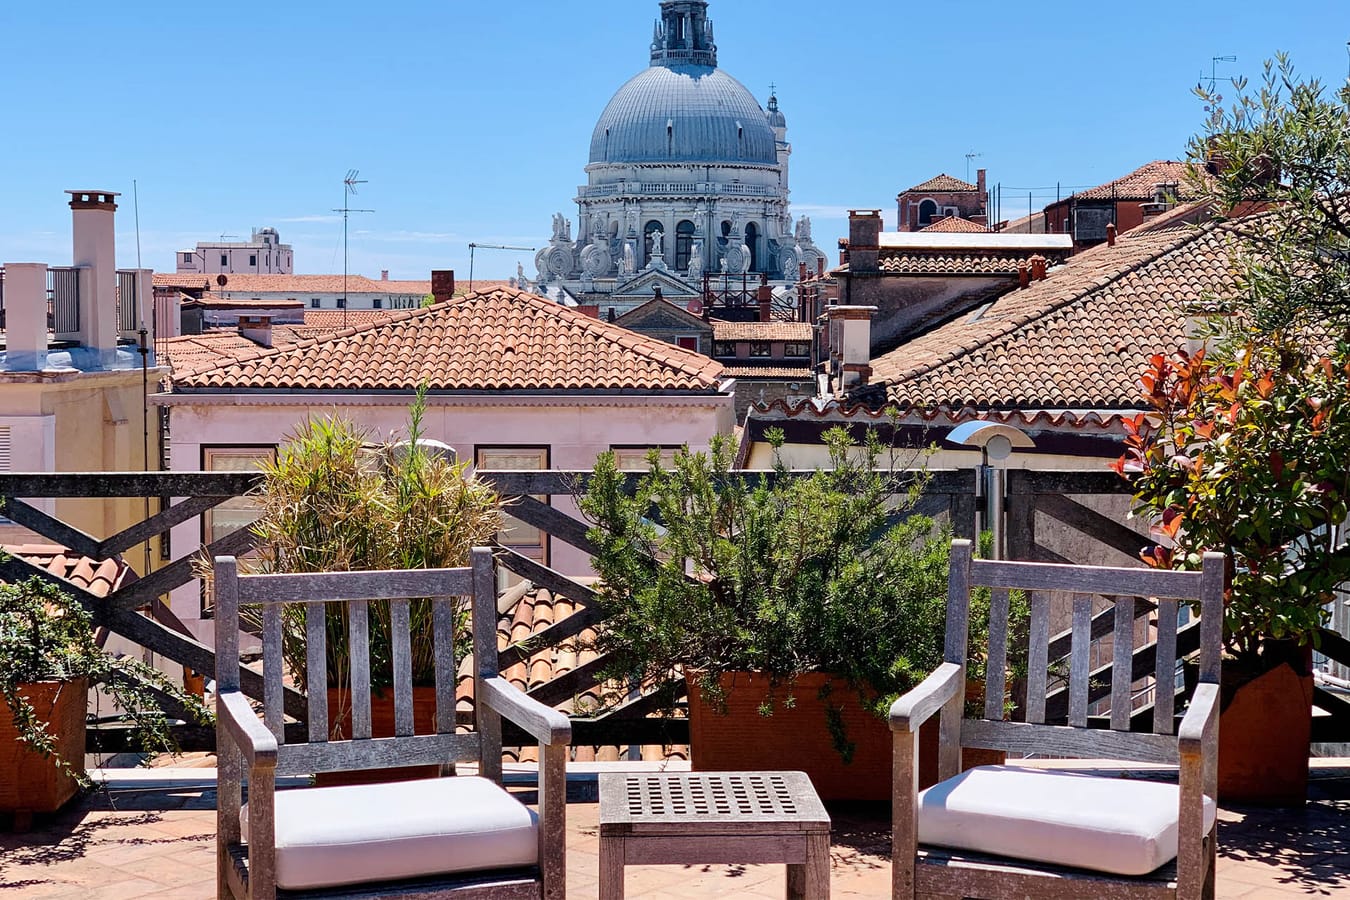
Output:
2,263,50,371
67,190,120,368
826,304,876,393
238,314,274,348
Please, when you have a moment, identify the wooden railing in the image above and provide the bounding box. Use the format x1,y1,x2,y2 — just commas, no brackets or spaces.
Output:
1,468,1346,752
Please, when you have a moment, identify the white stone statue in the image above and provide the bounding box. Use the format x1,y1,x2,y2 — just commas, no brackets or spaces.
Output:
650,228,665,257
622,241,636,275
688,238,705,280
795,216,814,245
551,213,572,244
517,262,525,283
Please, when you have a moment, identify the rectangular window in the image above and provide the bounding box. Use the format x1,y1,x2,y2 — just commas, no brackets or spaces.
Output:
337,298,346,309
610,445,682,470
182,252,193,264
221,254,228,266
373,298,383,309
310,299,320,309
249,254,257,266
202,446,276,546
712,341,736,357
749,341,772,358
676,335,699,352
475,446,550,568
784,341,811,358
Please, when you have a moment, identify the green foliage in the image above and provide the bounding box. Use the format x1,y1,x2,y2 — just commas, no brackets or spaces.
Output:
578,427,967,723
1121,56,1350,667
249,389,502,690
0,574,210,787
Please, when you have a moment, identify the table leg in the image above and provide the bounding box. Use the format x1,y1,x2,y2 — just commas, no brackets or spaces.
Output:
787,832,830,899
599,834,625,900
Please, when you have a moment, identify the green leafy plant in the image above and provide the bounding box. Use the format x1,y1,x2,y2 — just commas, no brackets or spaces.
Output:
0,574,210,787
247,390,502,692
578,427,977,726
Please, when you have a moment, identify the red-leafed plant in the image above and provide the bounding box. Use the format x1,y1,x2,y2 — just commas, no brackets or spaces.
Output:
1116,338,1350,668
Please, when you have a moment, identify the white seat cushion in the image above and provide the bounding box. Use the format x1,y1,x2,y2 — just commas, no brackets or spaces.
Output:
917,765,1217,876
241,776,538,891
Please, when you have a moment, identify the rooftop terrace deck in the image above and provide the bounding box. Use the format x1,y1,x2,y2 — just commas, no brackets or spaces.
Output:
1,762,1345,899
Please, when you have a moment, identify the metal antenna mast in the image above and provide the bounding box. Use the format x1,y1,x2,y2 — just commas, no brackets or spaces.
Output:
333,170,374,327
468,242,536,292
965,151,983,181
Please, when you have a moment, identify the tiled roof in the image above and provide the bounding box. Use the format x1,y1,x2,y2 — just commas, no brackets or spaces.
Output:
3,544,135,598
184,294,305,309
157,328,312,376
153,273,211,291
172,287,726,393
302,309,405,331
877,249,1069,276
920,216,990,234
374,280,431,294
724,365,814,379
1066,160,1201,203
904,174,979,194
712,321,814,342
865,211,1240,411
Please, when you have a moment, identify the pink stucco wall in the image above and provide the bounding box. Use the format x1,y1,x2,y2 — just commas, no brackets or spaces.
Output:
154,391,735,642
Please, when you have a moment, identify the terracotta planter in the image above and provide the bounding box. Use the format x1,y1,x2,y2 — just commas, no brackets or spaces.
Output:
1217,644,1313,807
686,672,1001,802
0,679,87,815
317,685,441,786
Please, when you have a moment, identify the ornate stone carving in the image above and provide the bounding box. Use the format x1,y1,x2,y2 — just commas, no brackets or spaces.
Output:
551,213,572,243
545,245,574,278
723,243,748,275
795,216,814,245
582,242,612,278
779,246,799,281
688,238,705,280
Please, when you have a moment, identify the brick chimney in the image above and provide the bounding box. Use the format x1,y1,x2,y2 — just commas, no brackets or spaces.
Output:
977,168,987,198
1106,223,1118,247
826,304,876,394
431,269,455,303
238,313,274,348
2,263,49,371
757,284,773,322
1018,262,1030,289
847,210,882,273
381,269,389,281
1030,255,1047,281
67,190,120,368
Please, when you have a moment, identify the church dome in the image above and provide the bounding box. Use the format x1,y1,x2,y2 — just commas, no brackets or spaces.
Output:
589,63,778,167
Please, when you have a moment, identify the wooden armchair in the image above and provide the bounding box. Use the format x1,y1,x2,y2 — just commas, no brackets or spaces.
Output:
890,540,1224,900
214,548,570,899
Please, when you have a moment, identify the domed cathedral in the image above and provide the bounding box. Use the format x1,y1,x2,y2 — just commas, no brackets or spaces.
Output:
534,0,824,316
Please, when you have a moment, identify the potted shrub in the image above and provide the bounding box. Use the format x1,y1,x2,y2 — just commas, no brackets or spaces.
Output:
0,574,208,819
1119,57,1350,806
246,394,500,781
580,427,1000,801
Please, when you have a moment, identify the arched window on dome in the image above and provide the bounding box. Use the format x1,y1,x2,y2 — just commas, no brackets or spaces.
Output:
745,222,760,272
675,221,696,272
644,221,665,265
918,199,938,227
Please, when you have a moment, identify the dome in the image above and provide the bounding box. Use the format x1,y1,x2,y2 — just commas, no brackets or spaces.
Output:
589,63,778,167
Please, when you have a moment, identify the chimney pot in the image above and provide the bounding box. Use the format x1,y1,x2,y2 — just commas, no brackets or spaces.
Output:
1106,223,1118,247
431,269,455,303
1018,263,1031,289
1030,254,1048,281
381,270,389,281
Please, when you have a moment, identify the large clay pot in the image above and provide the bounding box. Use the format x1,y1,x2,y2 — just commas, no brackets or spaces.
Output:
0,679,88,816
1217,643,1313,807
317,685,441,786
686,672,1001,802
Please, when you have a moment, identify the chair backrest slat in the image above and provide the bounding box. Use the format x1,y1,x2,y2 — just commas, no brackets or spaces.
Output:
1024,590,1051,725
1110,597,1136,731
961,719,1178,765
262,603,285,742
1153,598,1179,734
305,602,329,742
235,568,475,605
984,588,1010,721
1068,595,1092,728
390,598,415,738
433,597,458,735
971,558,1208,599
348,599,373,740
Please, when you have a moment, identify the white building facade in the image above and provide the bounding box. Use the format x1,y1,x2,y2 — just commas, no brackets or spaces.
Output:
533,0,823,314
176,227,293,275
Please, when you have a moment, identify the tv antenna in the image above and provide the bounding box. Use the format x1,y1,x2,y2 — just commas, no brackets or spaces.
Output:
965,151,983,181
333,169,374,327
468,242,536,292
1201,55,1237,94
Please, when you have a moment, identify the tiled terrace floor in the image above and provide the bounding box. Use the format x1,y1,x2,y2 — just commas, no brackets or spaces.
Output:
1,765,1346,899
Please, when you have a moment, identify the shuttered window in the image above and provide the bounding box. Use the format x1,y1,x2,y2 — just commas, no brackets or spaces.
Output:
0,426,11,470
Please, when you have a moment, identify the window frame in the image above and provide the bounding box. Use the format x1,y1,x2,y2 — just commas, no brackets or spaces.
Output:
200,444,277,548
749,341,772,358
474,445,551,568
610,444,684,470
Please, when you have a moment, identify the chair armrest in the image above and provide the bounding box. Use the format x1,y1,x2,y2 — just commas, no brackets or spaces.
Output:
480,676,572,746
889,662,963,733
218,690,278,768
1178,682,1220,758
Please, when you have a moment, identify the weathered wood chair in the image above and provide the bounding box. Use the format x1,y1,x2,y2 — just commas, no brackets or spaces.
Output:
214,548,570,899
890,539,1223,900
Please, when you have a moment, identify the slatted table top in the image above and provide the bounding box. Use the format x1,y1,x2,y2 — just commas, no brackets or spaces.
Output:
599,771,831,836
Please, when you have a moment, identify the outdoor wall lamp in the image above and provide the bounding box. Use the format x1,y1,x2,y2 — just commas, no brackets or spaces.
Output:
946,422,1036,559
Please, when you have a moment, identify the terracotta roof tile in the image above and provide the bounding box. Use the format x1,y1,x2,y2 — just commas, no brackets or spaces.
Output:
2,544,135,598
171,287,725,393
724,365,814,379
904,174,979,194
1066,160,1202,202
877,249,1070,276
711,321,813,342
158,328,312,377
920,216,990,234
153,273,211,291
865,208,1244,411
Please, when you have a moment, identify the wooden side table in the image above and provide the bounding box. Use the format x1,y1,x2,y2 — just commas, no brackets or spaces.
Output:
598,770,831,899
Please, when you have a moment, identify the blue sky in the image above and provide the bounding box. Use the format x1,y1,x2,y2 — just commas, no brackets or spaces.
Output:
1,0,1346,280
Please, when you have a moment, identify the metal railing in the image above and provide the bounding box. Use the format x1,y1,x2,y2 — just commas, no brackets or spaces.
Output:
47,267,80,336
577,182,779,200
116,269,141,337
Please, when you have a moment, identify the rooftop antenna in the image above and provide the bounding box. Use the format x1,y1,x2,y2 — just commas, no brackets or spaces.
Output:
333,169,374,328
965,151,984,181
219,233,240,242
468,243,536,292
1201,55,1237,125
